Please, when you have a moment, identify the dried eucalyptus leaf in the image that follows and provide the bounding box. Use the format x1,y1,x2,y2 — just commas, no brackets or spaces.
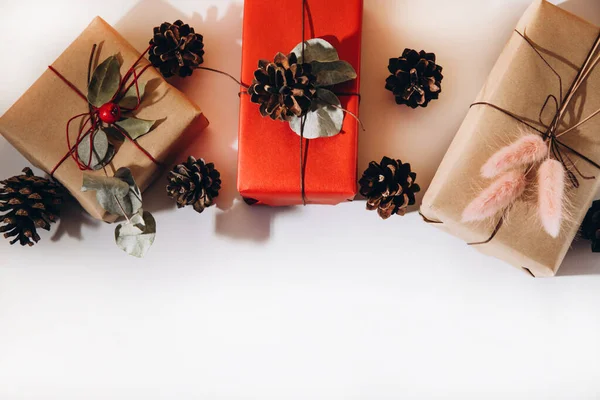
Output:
113,167,143,216
81,173,130,215
311,60,357,87
81,167,142,217
291,38,339,64
88,55,121,107
92,144,116,170
289,88,343,139
115,211,156,258
118,81,146,109
77,129,108,169
115,117,156,140
104,126,124,142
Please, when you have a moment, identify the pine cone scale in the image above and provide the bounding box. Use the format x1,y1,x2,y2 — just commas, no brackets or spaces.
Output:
149,20,204,78
167,157,221,214
386,49,443,108
0,168,63,246
249,52,317,121
359,158,420,220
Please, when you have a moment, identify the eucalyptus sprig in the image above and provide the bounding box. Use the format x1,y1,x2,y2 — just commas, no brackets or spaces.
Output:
81,168,156,258
248,38,358,139
79,54,159,171
288,38,358,139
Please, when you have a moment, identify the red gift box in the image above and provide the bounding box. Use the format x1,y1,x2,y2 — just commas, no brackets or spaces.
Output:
237,0,363,206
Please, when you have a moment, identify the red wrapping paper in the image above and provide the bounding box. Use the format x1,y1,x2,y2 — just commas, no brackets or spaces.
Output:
238,0,363,206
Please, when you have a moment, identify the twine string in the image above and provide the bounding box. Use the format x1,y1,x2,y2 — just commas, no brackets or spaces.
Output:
299,0,308,205
48,44,158,177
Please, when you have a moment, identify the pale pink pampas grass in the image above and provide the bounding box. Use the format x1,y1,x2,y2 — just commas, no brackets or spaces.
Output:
480,134,547,178
538,159,565,238
462,170,527,222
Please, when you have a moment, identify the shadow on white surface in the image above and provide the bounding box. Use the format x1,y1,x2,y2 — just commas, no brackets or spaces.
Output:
215,200,300,243
558,237,600,276
51,200,102,242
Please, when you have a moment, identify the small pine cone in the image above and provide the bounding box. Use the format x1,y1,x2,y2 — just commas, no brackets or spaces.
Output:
359,157,420,220
248,52,317,121
149,20,205,78
582,200,600,252
0,168,64,246
385,49,443,108
166,156,221,213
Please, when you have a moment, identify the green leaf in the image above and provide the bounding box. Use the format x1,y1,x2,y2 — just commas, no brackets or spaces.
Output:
77,129,109,169
291,38,339,64
311,60,357,87
118,81,146,109
288,89,344,139
115,211,156,258
92,144,116,170
88,55,121,107
115,117,156,140
81,167,142,217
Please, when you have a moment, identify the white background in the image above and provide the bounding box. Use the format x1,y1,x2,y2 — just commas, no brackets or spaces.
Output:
1,0,600,398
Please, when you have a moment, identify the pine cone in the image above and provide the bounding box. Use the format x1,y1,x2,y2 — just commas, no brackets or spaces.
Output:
248,52,317,121
0,168,63,246
166,156,221,213
582,200,600,252
149,20,205,78
385,49,443,108
359,157,420,220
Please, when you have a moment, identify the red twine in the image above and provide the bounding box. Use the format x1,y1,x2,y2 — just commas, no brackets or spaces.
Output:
48,45,159,176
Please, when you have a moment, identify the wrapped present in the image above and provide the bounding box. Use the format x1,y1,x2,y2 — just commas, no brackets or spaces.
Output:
0,17,208,221
421,0,600,277
237,0,363,206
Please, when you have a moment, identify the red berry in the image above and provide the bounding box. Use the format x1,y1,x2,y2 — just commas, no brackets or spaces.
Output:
98,103,121,124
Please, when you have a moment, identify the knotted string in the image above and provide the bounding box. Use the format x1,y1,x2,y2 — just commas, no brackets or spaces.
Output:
300,0,308,205
47,44,159,177
422,29,600,245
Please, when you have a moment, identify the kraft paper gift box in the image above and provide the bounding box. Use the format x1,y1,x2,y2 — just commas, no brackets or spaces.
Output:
420,0,600,277
237,0,363,206
0,17,208,221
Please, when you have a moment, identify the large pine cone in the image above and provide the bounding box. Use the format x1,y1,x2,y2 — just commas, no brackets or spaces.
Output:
582,200,600,252
149,20,205,78
166,156,221,213
0,168,63,246
385,49,443,108
359,157,420,220
248,52,317,121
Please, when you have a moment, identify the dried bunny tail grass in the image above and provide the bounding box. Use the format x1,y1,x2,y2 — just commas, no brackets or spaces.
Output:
480,133,547,178
538,159,566,238
462,170,527,222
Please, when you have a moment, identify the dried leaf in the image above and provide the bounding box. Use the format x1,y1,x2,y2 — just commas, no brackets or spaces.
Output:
88,55,121,107
115,211,156,258
81,167,142,217
462,170,527,222
291,38,339,64
288,89,343,139
118,81,146,109
481,134,547,178
115,117,156,140
92,144,116,170
77,129,109,169
311,60,357,87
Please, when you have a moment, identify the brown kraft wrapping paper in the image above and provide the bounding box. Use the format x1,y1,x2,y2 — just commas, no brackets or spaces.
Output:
420,0,600,277
0,17,208,221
